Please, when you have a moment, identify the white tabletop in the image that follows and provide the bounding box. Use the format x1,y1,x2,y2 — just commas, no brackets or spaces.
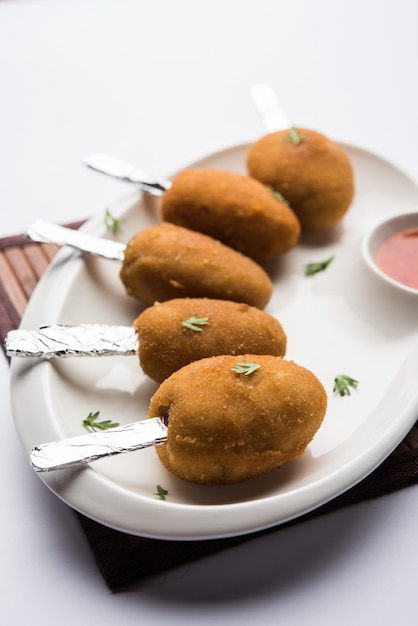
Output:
1,0,417,623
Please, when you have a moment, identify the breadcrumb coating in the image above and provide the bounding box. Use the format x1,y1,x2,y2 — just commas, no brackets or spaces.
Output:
120,223,272,308
149,354,327,484
162,168,301,261
135,298,287,382
247,129,354,231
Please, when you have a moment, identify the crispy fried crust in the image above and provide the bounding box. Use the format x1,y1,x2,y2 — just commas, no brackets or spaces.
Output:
161,168,301,261
247,129,354,231
120,223,273,308
149,354,327,484
135,298,287,382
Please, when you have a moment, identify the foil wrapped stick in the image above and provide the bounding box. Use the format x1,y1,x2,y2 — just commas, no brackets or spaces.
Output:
83,153,171,196
26,220,126,260
250,83,291,133
5,324,139,358
30,417,168,472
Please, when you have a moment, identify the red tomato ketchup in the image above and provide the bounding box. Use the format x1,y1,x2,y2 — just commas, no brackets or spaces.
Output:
375,228,418,289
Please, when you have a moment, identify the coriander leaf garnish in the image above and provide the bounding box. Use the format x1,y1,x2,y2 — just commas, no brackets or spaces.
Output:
154,485,169,500
305,255,335,276
104,209,124,235
82,411,120,432
181,314,210,332
267,186,290,206
231,360,261,376
333,375,359,397
284,127,305,145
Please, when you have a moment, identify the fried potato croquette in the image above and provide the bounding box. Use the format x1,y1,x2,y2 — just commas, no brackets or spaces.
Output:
247,128,354,231
161,168,301,261
135,298,287,382
149,354,327,484
119,223,272,308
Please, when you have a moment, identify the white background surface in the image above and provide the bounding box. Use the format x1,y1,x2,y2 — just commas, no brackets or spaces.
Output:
1,0,417,623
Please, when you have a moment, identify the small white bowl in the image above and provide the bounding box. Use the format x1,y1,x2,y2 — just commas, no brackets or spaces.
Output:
362,211,418,295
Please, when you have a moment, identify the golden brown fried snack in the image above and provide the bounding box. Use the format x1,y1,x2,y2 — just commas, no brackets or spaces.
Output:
120,223,272,308
247,128,354,231
149,354,327,484
161,168,301,261
135,298,287,382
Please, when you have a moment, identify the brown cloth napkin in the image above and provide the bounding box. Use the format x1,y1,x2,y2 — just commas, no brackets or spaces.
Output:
1,228,418,591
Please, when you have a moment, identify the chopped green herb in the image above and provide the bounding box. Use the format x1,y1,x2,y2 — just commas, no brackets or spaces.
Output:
104,209,124,235
181,314,210,332
267,186,289,206
82,411,120,432
284,127,305,145
231,360,261,376
333,375,359,397
305,255,335,276
154,485,169,500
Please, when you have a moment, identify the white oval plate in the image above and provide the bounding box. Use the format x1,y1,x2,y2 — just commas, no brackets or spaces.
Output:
10,142,418,540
